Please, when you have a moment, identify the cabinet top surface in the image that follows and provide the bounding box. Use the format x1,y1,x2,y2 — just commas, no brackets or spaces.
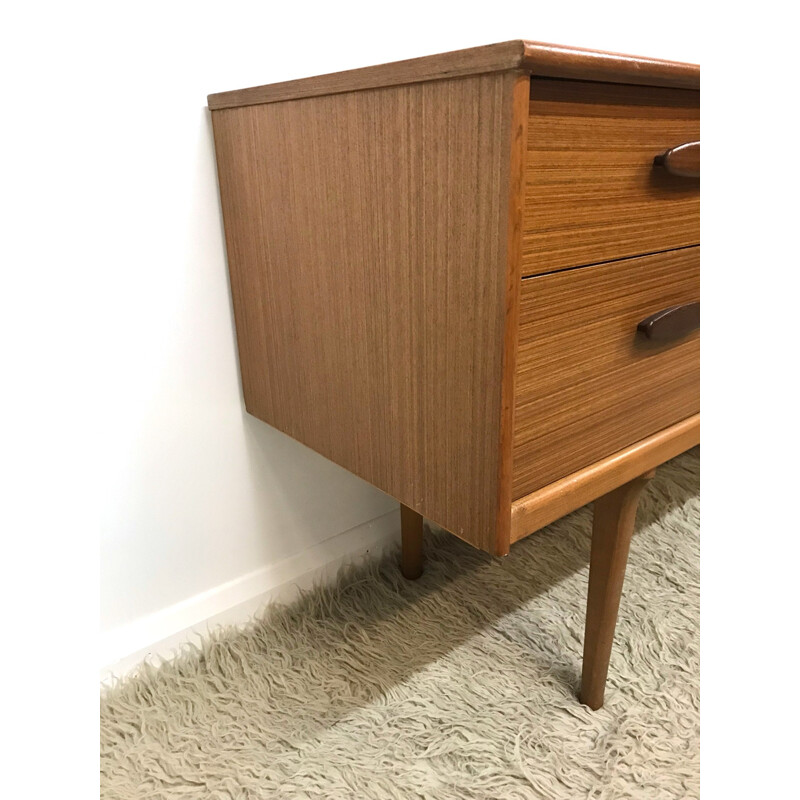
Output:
207,40,700,110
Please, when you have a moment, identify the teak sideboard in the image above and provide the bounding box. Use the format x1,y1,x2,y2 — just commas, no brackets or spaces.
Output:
208,40,700,709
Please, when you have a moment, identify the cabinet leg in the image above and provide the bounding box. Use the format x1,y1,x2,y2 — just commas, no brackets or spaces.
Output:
580,469,655,709
400,504,424,580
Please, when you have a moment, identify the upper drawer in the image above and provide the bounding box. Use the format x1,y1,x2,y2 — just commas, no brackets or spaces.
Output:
522,79,699,275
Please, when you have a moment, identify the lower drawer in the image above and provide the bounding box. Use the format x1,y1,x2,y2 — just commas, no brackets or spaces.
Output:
512,247,699,499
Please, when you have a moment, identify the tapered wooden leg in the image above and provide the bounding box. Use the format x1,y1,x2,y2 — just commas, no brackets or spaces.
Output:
580,469,656,709
400,504,424,580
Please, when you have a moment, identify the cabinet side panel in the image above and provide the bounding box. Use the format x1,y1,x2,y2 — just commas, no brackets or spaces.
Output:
211,74,515,551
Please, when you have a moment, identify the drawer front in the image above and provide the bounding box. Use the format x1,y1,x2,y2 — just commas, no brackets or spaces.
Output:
522,79,699,276
512,247,699,499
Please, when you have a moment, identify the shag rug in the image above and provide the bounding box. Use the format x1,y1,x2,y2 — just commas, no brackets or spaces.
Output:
100,449,699,799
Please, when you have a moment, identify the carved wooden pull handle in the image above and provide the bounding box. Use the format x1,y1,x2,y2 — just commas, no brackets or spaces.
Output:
653,141,700,178
637,302,700,342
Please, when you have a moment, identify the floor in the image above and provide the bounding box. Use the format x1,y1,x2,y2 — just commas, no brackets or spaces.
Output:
101,449,700,799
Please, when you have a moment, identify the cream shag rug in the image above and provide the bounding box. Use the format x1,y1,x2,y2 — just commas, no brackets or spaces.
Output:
101,449,699,799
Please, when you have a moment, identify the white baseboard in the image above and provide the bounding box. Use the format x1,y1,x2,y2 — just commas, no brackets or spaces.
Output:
100,508,400,683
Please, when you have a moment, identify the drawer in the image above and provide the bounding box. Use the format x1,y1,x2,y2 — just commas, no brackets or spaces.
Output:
512,247,699,499
522,79,699,275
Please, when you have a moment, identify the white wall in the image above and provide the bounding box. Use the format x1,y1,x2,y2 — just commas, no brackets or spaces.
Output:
86,1,700,673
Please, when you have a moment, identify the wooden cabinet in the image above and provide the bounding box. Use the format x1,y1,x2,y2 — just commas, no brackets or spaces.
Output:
208,40,700,709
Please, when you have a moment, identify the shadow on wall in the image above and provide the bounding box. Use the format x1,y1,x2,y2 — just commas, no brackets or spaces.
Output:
240,413,398,551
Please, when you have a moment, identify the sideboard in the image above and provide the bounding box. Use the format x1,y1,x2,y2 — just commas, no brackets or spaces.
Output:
208,40,700,709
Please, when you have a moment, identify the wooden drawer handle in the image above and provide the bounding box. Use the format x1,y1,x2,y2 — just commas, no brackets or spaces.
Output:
653,141,700,178
637,302,700,342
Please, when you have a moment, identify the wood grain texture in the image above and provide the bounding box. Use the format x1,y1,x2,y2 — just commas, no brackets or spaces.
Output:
510,415,699,543
494,72,530,557
513,247,700,499
211,74,519,553
208,41,699,110
580,469,655,709
522,79,700,275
